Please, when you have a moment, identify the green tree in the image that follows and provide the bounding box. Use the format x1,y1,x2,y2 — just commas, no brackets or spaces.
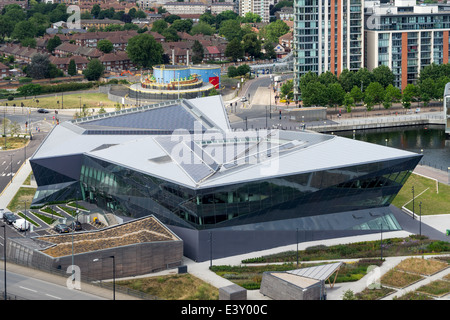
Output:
354,68,374,92
225,38,244,62
237,64,251,77
242,12,261,23
302,81,327,107
91,4,101,17
0,16,15,41
262,20,289,43
242,33,261,59
402,83,418,109
97,39,114,53
263,42,276,60
192,40,204,64
27,53,51,79
372,64,395,88
365,82,385,107
151,19,168,33
383,84,401,110
68,59,77,76
12,20,36,41
17,83,42,97
160,27,180,42
199,12,216,26
190,21,215,36
299,71,318,95
164,14,181,24
325,82,346,109
47,36,62,53
338,69,356,93
350,85,364,104
219,19,242,42
171,19,193,33
83,59,104,81
343,92,355,113
126,33,164,69
318,71,338,87
227,66,238,78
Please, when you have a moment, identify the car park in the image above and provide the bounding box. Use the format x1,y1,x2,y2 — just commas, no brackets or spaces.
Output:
54,223,70,233
3,212,16,224
37,108,49,113
12,219,30,231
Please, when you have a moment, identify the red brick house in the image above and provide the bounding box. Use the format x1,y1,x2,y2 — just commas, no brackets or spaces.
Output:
0,62,10,78
99,51,133,72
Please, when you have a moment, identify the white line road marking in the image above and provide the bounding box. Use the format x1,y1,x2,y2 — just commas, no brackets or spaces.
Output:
19,286,37,293
45,294,62,300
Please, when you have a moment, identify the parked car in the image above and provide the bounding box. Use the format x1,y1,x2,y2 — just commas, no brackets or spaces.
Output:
37,108,49,113
69,221,82,231
240,97,247,102
12,219,30,232
3,212,16,224
54,223,70,233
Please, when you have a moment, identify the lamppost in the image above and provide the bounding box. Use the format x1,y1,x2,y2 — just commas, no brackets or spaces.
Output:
419,201,422,236
380,223,383,261
23,200,27,237
412,186,415,220
93,256,116,300
1,223,6,300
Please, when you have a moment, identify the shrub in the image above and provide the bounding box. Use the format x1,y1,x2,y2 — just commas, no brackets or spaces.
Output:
427,241,450,253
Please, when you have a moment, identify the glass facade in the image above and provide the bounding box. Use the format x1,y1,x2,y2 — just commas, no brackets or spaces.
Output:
62,154,422,231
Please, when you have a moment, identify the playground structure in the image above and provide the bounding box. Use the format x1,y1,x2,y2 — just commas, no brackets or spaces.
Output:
128,64,221,101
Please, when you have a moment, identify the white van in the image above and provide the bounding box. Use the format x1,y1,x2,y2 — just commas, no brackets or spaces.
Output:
12,219,30,232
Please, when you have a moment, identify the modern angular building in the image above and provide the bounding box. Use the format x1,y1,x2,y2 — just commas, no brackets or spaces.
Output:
30,96,422,261
364,0,450,90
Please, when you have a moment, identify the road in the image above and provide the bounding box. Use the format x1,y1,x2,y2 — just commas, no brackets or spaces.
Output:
0,267,105,300
229,73,293,120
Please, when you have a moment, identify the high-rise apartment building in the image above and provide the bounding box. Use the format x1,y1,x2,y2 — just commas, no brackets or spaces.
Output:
239,0,274,23
293,0,364,99
364,0,450,90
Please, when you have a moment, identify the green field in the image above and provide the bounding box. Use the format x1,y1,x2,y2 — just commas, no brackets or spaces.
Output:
12,93,117,110
392,173,450,215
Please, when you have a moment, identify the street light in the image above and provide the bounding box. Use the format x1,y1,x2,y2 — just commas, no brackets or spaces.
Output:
419,201,422,237
93,256,115,300
1,223,6,300
412,186,415,220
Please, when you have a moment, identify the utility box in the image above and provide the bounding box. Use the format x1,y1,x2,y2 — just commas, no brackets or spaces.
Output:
219,284,247,300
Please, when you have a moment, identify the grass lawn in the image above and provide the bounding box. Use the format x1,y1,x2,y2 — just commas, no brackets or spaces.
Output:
13,93,116,110
116,274,219,300
7,187,36,212
391,173,450,215
395,257,448,276
416,280,450,297
381,269,424,288
0,137,29,150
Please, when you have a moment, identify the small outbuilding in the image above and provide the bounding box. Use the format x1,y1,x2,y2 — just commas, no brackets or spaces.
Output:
260,262,343,300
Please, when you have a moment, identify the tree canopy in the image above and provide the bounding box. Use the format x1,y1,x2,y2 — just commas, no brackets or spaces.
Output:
126,33,164,69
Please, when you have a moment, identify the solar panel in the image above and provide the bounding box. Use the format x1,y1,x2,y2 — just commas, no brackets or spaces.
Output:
80,105,205,133
154,136,215,183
